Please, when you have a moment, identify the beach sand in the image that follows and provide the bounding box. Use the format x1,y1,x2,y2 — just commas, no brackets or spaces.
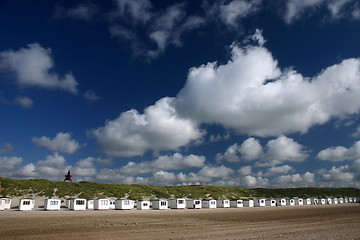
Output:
1,204,359,239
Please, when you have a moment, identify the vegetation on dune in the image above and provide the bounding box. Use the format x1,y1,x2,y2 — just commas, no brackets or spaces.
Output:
0,177,359,200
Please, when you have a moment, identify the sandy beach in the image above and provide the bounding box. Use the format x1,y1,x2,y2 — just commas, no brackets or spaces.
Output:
1,204,359,239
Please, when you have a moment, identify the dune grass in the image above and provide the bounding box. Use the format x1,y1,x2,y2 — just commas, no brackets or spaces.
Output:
1,177,359,200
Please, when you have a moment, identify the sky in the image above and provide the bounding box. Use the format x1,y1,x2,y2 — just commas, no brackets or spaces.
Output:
1,0,360,188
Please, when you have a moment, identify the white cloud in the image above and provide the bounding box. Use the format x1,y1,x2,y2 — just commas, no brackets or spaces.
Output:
0,43,78,94
241,175,269,188
84,90,101,102
55,3,99,21
90,97,203,157
147,4,205,58
32,132,80,154
272,171,315,187
238,165,252,175
209,133,230,143
284,0,326,23
265,135,308,162
112,153,205,176
264,165,294,177
216,138,264,163
319,165,355,186
110,1,204,59
113,0,153,23
35,152,67,179
219,0,261,27
176,33,360,137
317,140,360,161
198,165,234,178
217,136,307,166
0,156,22,172
13,96,33,108
71,157,97,179
328,0,352,18
248,29,266,46
352,125,360,138
0,143,13,154
14,163,36,178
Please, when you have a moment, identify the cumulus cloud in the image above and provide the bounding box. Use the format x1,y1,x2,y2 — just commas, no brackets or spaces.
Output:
0,156,23,175
216,138,264,163
55,3,99,21
264,135,308,163
108,153,205,177
176,34,360,137
318,164,358,187
0,43,78,94
90,97,203,157
317,140,360,161
198,165,234,178
13,96,33,108
32,132,80,154
241,175,269,188
272,171,315,188
264,165,294,177
71,157,98,180
217,136,308,166
35,152,67,179
238,165,252,175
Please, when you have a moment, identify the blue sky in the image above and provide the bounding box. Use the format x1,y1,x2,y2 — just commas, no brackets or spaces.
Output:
1,0,360,188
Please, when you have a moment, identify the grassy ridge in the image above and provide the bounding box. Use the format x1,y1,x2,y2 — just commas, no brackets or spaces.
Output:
1,177,359,200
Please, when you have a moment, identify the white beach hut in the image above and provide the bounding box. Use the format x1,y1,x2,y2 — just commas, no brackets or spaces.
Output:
296,198,304,205
0,198,11,210
44,199,61,211
288,199,295,206
339,197,344,204
266,199,276,207
305,198,311,205
327,198,332,205
19,199,35,211
349,197,353,203
169,198,186,209
276,198,287,206
0,199,5,211
230,200,243,208
87,199,94,209
137,200,150,210
320,198,326,205
254,198,266,207
94,199,110,210
243,199,254,208
216,199,230,208
186,199,202,209
344,198,348,203
109,200,116,209
202,200,217,209
115,199,134,210
152,199,168,210
69,198,87,211
313,198,319,205
333,198,338,204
